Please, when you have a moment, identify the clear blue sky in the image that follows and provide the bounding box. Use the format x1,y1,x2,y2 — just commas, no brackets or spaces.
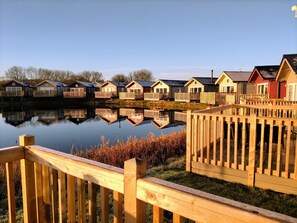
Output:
0,0,296,80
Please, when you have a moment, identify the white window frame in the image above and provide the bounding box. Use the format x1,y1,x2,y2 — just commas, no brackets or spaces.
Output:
257,83,268,95
288,83,297,101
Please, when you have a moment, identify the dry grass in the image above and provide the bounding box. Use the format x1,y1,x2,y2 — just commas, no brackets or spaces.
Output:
75,130,186,168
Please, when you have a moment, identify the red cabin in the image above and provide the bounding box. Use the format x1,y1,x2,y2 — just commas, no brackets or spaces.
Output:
248,65,279,99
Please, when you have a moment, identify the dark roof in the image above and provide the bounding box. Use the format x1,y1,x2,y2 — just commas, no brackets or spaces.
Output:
3,80,32,87
282,54,297,74
102,81,128,87
69,81,96,88
36,80,67,87
191,77,218,85
224,71,251,82
254,66,279,79
126,80,154,88
154,79,187,87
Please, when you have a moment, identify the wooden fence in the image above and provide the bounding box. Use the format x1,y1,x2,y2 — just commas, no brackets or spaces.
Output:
1,135,296,223
243,99,297,106
186,105,297,195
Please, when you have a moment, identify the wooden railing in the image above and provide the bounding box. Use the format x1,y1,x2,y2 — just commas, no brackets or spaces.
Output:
174,93,199,102
33,90,58,97
95,91,118,99
0,91,25,97
186,105,297,195
243,99,297,106
63,91,86,98
119,92,144,100
200,92,268,105
2,135,295,222
144,93,169,101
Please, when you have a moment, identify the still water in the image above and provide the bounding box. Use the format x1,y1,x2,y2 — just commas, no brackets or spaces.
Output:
0,107,185,152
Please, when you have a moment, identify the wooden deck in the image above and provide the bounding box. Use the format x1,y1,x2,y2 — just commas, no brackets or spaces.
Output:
174,93,199,102
119,92,143,100
63,91,86,98
0,91,25,97
33,90,58,97
186,104,297,195
1,135,296,222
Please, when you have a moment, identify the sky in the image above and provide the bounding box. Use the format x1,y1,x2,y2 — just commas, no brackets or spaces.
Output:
0,0,297,80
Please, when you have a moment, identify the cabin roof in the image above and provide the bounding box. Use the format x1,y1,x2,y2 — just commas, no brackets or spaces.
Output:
223,71,251,82
186,77,217,86
36,80,67,87
249,66,279,82
152,79,187,88
101,81,128,88
2,80,32,87
69,81,96,88
282,54,297,74
126,80,154,88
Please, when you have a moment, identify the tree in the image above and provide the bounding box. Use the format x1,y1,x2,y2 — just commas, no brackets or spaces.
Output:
5,66,26,81
79,71,104,82
111,73,129,82
130,69,154,81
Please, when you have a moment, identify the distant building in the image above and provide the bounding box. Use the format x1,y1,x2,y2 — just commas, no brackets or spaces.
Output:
276,54,297,100
248,66,279,99
215,71,251,93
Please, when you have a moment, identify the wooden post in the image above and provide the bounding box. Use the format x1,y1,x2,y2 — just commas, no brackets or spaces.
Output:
124,158,146,223
186,110,192,172
6,162,16,223
248,115,257,186
20,134,37,223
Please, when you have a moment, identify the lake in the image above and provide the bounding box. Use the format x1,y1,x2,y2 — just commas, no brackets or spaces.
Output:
0,107,186,152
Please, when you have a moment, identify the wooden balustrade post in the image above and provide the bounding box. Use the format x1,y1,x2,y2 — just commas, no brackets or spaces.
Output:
20,134,37,223
186,110,192,172
124,158,146,223
248,115,257,186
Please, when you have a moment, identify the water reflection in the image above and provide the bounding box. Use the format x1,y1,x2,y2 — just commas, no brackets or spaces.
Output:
0,107,186,151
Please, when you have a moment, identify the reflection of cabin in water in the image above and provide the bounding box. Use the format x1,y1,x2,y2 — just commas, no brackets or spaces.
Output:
35,109,64,125
3,111,33,127
95,108,120,124
144,109,184,129
119,108,150,126
64,108,95,125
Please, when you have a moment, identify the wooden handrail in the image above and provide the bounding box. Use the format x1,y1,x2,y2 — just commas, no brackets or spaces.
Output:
0,146,24,163
1,135,297,222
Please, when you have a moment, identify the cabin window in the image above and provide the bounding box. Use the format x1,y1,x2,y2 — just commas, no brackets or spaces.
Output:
156,88,167,93
70,88,84,92
288,84,297,101
189,87,202,93
257,83,268,95
221,85,234,93
130,89,141,93
6,87,22,92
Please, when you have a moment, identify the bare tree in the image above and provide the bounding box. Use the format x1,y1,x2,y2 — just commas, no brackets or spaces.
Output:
130,69,154,81
111,73,129,82
5,66,26,81
79,71,104,82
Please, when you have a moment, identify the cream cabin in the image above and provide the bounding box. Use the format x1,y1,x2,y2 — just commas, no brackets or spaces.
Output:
215,71,251,93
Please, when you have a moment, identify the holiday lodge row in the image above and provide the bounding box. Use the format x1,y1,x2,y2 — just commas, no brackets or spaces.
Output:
1,54,297,104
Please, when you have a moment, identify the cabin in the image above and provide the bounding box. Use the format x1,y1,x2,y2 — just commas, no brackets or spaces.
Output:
119,81,153,100
0,80,33,97
276,54,297,100
95,81,127,99
33,80,67,97
64,108,95,125
63,81,98,98
215,71,251,93
175,77,218,102
144,79,187,100
247,66,279,99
